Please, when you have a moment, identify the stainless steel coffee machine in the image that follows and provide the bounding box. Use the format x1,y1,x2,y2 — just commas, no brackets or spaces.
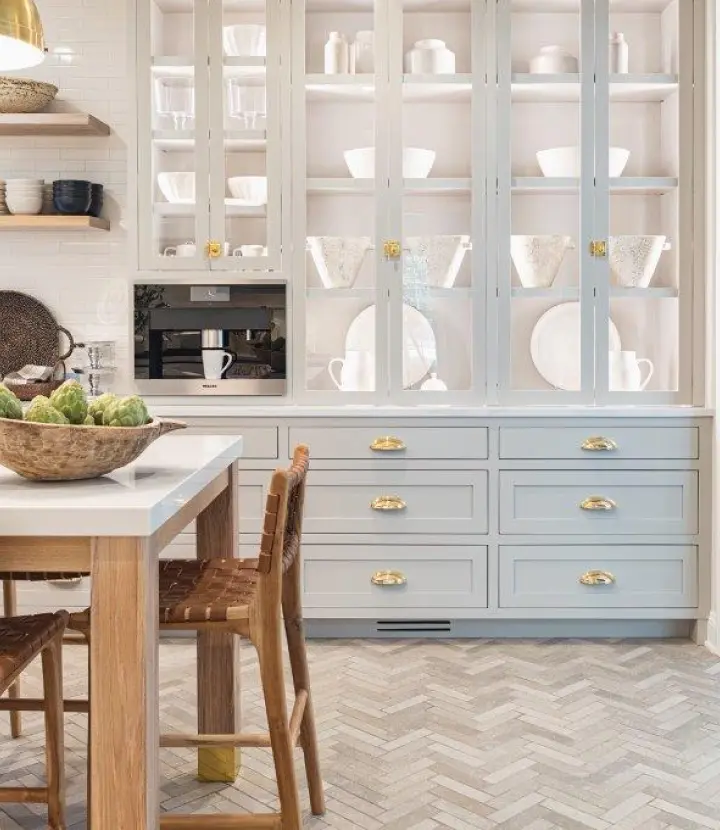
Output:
133,283,286,395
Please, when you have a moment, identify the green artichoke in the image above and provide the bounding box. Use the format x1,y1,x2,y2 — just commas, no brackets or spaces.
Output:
0,384,22,420
87,392,118,425
25,396,69,425
103,395,149,428
49,380,88,425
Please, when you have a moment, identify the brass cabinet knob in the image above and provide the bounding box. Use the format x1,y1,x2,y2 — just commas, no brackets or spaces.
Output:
579,496,617,511
370,495,406,511
383,240,402,259
371,570,407,587
579,570,616,586
370,436,406,452
589,240,607,258
581,436,618,452
205,240,223,258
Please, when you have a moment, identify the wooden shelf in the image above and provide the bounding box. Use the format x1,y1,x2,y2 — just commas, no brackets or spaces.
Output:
512,177,678,195
0,113,110,137
0,215,109,231
153,129,266,151
511,74,678,103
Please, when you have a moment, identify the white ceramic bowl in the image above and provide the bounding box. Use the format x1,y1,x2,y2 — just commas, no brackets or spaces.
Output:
608,235,669,288
405,39,456,74
510,235,574,288
344,147,436,179
404,235,470,288
536,146,630,177
227,176,268,206
157,172,195,204
6,194,43,215
529,46,579,74
5,178,44,187
308,236,371,288
223,24,266,57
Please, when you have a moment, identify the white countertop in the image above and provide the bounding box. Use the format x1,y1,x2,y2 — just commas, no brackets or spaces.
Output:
0,435,243,537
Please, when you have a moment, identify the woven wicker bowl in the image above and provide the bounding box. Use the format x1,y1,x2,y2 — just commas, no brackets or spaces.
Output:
0,418,186,481
0,77,58,113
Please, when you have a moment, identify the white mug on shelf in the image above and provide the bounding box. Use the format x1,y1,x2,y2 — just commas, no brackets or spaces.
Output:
609,350,654,391
238,244,268,257
327,351,374,391
202,348,235,380
163,242,196,257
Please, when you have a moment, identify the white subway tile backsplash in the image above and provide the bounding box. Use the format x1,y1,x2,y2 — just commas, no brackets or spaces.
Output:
0,0,132,393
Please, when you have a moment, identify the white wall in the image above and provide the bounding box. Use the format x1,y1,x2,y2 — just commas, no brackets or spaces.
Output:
0,0,132,390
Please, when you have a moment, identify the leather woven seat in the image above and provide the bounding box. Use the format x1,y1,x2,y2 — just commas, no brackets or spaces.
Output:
0,612,69,693
158,558,260,624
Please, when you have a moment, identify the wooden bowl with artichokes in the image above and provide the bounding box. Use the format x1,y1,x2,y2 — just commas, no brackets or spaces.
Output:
0,381,186,481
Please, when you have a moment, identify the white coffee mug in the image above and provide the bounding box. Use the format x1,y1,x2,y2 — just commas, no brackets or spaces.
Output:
202,348,235,380
238,244,268,257
163,242,196,257
609,350,654,391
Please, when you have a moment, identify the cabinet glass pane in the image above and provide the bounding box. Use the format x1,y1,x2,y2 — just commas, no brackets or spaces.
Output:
146,0,207,269
602,0,682,396
302,0,380,395
209,0,277,270
498,0,591,398
398,0,474,394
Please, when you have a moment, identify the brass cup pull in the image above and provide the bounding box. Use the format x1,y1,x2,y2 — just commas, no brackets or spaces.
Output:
371,570,407,587
205,240,223,259
370,436,406,452
581,436,618,452
580,496,617,511
371,495,406,511
579,570,616,586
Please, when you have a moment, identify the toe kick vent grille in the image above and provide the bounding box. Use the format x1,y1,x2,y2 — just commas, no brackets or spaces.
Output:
375,619,452,634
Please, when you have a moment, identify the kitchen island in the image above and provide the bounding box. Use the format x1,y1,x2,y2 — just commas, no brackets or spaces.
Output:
0,434,243,830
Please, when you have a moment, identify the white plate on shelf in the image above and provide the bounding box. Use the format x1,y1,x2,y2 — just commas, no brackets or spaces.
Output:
530,302,621,390
345,303,436,389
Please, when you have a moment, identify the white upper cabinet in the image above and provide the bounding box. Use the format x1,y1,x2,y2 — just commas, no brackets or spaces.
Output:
136,0,285,272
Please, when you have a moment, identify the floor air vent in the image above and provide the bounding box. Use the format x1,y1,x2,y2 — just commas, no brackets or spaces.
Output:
376,619,452,634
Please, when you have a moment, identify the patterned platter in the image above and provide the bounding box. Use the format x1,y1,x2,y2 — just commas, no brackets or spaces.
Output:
0,291,75,378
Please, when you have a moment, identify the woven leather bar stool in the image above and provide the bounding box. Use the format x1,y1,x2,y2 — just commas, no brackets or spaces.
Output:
155,445,324,830
0,611,68,830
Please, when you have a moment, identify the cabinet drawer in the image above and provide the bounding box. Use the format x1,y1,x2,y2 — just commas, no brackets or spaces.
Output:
499,471,698,535
499,545,698,608
288,426,488,460
303,470,488,534
176,422,279,459
303,545,487,609
499,426,698,460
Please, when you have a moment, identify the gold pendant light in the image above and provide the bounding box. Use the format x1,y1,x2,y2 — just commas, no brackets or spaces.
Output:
0,0,45,71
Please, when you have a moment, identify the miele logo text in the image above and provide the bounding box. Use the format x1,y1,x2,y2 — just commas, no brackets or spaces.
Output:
202,384,218,389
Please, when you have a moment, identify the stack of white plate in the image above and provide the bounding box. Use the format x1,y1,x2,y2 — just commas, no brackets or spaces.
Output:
5,178,44,215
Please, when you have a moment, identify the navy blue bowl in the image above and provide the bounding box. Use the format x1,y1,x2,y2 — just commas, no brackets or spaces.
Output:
54,192,92,215
53,179,92,189
88,196,103,218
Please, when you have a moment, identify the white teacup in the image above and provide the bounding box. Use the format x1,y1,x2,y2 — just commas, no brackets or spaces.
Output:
202,348,235,380
164,242,197,257
238,244,268,257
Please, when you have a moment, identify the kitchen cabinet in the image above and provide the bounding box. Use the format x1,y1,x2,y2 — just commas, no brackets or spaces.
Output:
135,0,286,272
292,0,702,405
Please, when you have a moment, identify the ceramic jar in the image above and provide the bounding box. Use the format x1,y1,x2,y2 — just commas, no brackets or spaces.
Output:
405,39,456,75
353,30,374,74
324,31,349,74
529,45,579,74
609,32,629,74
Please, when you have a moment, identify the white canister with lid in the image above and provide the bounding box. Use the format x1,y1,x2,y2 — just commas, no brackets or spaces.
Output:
529,45,579,74
324,31,349,74
405,39,456,75
609,32,629,74
353,30,374,74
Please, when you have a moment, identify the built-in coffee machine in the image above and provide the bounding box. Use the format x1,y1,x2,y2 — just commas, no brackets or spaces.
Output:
133,283,286,395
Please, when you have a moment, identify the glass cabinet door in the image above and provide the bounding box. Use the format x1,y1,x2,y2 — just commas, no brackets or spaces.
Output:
389,0,481,401
494,0,595,403
138,0,210,271
296,0,385,399
594,0,691,403
208,0,283,272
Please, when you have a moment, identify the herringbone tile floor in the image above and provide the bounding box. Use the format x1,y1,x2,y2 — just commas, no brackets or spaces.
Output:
1,639,720,829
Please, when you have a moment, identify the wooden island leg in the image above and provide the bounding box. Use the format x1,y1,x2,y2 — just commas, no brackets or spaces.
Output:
91,536,159,830
196,461,241,782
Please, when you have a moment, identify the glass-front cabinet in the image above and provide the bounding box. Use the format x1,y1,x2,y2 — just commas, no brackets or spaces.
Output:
136,0,284,272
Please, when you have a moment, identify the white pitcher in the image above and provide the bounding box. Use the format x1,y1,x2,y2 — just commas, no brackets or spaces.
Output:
609,350,654,391
327,351,374,391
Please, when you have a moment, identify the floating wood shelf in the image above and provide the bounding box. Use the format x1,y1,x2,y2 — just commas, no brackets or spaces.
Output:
0,113,110,137
0,216,110,231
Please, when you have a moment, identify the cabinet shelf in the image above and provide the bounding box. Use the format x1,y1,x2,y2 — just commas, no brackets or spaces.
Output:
307,178,374,195
511,287,679,299
153,203,266,218
512,177,678,195
402,75,473,102
306,74,473,102
0,215,109,231
152,129,267,151
0,113,110,136
512,74,678,103
152,56,265,78
512,0,675,12
307,286,474,300
405,178,471,195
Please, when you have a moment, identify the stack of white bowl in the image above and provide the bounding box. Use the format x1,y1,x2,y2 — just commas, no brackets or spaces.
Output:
0,181,7,216
5,178,44,215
